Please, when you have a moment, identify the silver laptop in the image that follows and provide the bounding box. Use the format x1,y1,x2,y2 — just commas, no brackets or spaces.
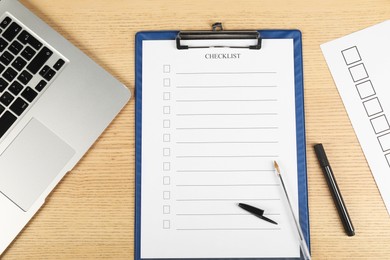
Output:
0,0,130,254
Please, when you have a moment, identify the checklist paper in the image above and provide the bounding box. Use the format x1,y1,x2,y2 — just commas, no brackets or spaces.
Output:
321,21,390,215
141,39,300,258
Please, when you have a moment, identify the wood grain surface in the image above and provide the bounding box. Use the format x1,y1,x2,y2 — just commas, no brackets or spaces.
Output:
2,0,390,259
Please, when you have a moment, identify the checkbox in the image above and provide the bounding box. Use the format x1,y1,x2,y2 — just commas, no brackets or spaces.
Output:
163,134,171,142
163,191,170,200
163,106,171,114
163,92,171,100
342,46,361,65
163,176,171,185
163,78,171,87
363,98,383,117
163,65,171,73
370,115,390,134
385,153,390,167
163,205,171,214
356,80,375,99
349,63,368,82
163,120,171,128
163,148,171,156
163,162,171,171
163,220,170,229
378,133,390,152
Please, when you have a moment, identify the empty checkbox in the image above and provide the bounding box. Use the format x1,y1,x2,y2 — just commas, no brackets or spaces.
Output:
163,65,171,73
356,80,375,99
163,134,171,142
163,106,171,114
163,78,171,87
163,220,170,229
163,92,171,100
163,162,171,171
163,191,170,200
370,115,390,134
363,98,383,117
342,46,361,65
385,154,390,167
163,176,171,185
163,120,171,128
378,133,390,152
349,63,368,82
163,148,171,156
163,205,171,214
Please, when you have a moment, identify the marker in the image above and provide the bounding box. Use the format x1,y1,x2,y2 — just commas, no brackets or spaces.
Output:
314,143,355,236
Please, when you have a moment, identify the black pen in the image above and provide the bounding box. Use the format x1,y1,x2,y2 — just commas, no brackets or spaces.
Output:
314,143,355,236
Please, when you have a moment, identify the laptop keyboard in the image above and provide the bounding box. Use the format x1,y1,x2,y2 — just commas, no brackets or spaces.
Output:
0,15,66,140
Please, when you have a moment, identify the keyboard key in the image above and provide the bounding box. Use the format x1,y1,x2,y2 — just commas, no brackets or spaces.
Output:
53,59,65,70
0,111,17,139
17,30,42,50
2,67,17,82
0,51,14,66
3,22,22,41
11,57,27,71
18,70,33,85
0,17,12,29
0,104,4,115
0,91,14,106
8,40,23,55
10,97,28,116
0,63,5,74
35,80,47,92
27,47,52,74
0,78,8,93
0,37,8,52
21,46,36,61
8,81,24,96
39,65,56,81
21,87,37,103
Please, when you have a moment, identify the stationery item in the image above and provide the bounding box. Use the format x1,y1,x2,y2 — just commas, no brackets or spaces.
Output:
321,21,390,215
274,161,311,260
314,144,355,236
238,203,278,225
135,25,309,259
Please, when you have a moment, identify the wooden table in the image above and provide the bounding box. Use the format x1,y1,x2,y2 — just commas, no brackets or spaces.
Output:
2,0,390,259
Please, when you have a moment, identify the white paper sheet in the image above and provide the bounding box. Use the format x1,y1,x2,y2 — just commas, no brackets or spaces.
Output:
141,39,300,258
321,21,390,215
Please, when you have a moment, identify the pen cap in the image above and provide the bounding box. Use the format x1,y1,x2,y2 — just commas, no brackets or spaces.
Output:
314,143,330,167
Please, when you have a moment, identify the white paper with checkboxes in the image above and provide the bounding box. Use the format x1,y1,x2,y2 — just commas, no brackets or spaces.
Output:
140,39,300,258
321,20,390,215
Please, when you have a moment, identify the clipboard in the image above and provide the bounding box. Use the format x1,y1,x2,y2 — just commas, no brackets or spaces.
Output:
135,24,309,260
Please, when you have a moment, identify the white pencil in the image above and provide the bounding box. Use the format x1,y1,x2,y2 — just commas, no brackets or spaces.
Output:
274,161,311,260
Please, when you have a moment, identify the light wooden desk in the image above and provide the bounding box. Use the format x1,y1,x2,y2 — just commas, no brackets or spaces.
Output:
2,0,390,259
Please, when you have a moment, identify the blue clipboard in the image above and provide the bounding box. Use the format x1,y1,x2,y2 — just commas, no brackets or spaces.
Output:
135,29,309,260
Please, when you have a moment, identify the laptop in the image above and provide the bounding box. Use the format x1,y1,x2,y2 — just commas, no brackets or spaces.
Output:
0,0,130,254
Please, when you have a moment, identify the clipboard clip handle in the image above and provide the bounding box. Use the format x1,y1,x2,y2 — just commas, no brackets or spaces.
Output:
176,22,262,50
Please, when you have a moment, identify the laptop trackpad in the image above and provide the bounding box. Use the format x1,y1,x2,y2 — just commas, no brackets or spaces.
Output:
0,118,75,212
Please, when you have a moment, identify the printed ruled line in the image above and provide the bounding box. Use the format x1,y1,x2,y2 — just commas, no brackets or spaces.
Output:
176,141,279,144
176,184,279,187
176,199,280,202
176,155,278,158
176,228,281,231
176,127,278,130
176,99,277,102
176,72,277,75
176,213,280,216
176,169,274,173
176,85,277,89
176,113,278,116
